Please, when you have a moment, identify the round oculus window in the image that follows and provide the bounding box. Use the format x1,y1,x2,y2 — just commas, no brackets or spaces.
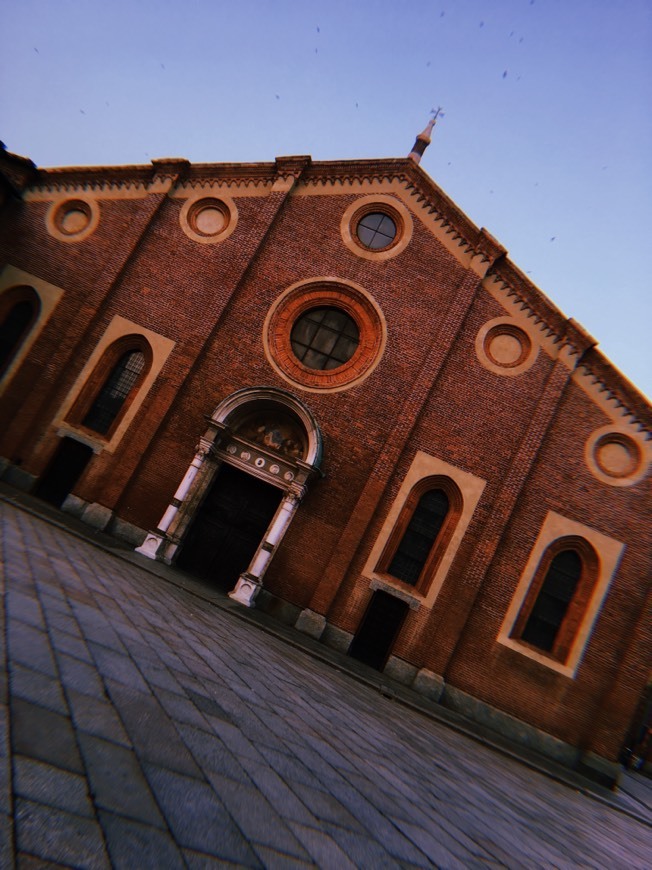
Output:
46,198,99,243
356,212,397,250
290,307,360,371
264,281,386,392
58,203,91,235
188,198,229,237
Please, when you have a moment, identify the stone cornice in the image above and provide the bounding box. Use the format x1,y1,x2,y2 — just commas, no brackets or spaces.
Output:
13,151,651,431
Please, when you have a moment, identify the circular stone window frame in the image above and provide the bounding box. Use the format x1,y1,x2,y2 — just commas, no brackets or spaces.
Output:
46,197,100,244
475,317,539,377
340,194,413,261
585,425,650,487
179,193,238,245
264,278,387,393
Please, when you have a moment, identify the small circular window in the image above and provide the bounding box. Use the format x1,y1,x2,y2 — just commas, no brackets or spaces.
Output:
290,307,360,371
46,198,99,243
356,212,397,250
340,196,412,261
179,194,238,244
58,201,91,235
189,198,228,237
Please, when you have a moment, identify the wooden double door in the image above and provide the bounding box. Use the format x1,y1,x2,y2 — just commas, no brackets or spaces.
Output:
177,463,283,590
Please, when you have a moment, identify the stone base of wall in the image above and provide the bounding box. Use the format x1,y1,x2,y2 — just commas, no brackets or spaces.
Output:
0,459,37,492
321,623,353,654
441,684,581,769
110,516,148,548
256,589,301,626
294,608,326,639
384,656,418,686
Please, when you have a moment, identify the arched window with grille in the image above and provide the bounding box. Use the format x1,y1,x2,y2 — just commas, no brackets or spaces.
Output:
0,287,41,377
82,349,146,434
68,336,152,438
376,477,462,595
511,538,599,663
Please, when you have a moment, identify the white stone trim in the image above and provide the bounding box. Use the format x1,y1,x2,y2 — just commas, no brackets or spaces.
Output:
497,510,625,677
53,315,175,454
363,451,486,609
0,265,64,394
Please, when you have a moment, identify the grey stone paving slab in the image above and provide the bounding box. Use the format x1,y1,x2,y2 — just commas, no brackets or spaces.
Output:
237,759,316,826
44,609,82,638
156,686,212,728
286,821,360,869
78,732,165,826
98,809,186,869
0,810,14,869
13,755,94,818
2,501,652,870
55,651,107,699
185,687,234,722
290,781,365,831
251,844,315,868
105,681,203,777
8,622,56,676
88,643,149,692
5,591,44,629
48,627,92,662
15,798,110,869
143,763,261,864
204,770,311,859
322,823,405,869
177,723,251,781
11,698,83,774
8,662,68,715
67,688,132,746
135,657,187,694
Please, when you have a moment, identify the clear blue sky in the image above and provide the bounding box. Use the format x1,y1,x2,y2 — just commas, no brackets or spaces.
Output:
2,0,651,398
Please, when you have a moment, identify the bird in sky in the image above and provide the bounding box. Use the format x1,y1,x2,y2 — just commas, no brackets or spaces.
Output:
503,70,508,79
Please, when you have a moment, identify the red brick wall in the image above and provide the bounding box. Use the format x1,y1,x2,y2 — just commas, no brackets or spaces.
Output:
1,161,649,758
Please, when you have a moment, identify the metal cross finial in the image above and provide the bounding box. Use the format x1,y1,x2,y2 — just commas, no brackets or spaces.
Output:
430,106,445,122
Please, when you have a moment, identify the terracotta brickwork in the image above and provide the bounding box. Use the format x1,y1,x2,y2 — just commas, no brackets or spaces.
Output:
1,147,650,775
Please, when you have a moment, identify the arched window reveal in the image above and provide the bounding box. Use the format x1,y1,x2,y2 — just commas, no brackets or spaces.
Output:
511,536,599,664
82,350,146,434
388,488,449,586
520,549,582,652
0,288,41,376
376,476,462,597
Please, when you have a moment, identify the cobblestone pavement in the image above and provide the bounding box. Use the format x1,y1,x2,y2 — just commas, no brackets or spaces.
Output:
1,501,651,868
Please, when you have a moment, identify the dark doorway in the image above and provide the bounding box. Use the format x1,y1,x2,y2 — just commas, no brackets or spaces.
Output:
349,590,410,670
177,463,283,590
34,437,94,507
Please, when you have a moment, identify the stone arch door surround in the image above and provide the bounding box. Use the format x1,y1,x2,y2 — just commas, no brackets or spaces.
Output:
136,387,323,606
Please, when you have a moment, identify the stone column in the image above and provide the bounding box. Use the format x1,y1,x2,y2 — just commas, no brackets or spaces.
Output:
229,489,302,607
135,436,215,560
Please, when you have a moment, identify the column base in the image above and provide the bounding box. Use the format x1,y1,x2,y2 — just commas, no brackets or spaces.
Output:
135,533,165,560
228,574,261,608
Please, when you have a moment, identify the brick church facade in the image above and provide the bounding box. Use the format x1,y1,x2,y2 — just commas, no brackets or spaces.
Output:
1,131,650,785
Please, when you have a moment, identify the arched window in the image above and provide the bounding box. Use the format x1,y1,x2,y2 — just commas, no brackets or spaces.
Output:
511,538,598,662
376,477,462,595
0,287,41,376
68,337,152,438
82,350,146,434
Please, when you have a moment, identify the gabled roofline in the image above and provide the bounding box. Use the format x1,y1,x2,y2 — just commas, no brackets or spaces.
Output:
12,149,652,426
